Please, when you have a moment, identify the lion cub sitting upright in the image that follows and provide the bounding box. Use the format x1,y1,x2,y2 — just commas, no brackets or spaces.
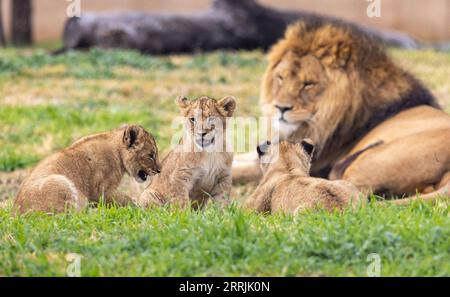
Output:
245,139,364,214
138,95,236,209
14,125,161,214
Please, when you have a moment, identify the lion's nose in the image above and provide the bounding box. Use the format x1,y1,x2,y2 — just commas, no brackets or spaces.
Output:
275,105,293,114
198,132,207,137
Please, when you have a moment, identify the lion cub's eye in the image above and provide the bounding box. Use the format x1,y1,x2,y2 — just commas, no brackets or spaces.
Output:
149,153,156,161
189,117,196,124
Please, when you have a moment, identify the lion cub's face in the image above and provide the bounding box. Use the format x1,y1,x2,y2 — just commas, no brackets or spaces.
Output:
121,125,161,183
257,139,315,175
176,95,236,151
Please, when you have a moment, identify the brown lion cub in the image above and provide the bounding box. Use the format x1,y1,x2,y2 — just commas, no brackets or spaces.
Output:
138,95,236,209
245,140,364,214
14,125,161,214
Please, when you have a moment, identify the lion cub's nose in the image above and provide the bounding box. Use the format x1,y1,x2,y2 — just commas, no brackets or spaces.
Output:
257,141,271,157
156,163,162,174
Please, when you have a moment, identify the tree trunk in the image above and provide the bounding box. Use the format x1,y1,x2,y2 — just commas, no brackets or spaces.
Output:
11,0,32,46
59,0,420,55
0,0,6,46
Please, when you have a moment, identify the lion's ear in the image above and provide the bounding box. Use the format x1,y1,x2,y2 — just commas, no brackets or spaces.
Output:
267,22,311,70
123,125,142,148
217,96,236,117
312,26,353,68
175,96,189,109
285,22,308,40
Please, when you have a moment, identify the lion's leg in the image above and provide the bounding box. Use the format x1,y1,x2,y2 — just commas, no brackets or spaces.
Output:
167,189,190,209
208,171,232,208
232,151,262,184
437,172,450,190
387,180,449,206
139,167,193,209
243,182,273,213
137,187,166,208
15,175,88,214
339,130,450,200
166,170,194,209
140,185,190,209
104,190,134,207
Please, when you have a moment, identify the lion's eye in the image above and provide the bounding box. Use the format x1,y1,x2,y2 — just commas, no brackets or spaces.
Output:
189,117,196,124
276,75,283,85
303,81,316,90
149,153,155,161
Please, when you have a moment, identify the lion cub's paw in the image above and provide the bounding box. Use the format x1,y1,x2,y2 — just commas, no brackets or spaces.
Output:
137,189,166,209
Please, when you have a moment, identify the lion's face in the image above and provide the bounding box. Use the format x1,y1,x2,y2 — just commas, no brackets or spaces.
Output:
268,51,330,137
121,125,161,183
176,95,236,151
261,22,362,150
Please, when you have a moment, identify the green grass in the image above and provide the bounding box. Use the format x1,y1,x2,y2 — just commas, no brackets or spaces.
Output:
0,48,264,171
1,202,449,276
0,103,163,171
0,47,449,276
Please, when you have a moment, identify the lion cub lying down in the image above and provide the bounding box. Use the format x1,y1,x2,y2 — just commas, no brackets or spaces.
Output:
245,139,364,214
138,95,236,209
14,125,161,214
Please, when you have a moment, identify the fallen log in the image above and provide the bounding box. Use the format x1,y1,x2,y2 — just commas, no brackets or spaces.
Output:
58,0,420,55
11,0,33,46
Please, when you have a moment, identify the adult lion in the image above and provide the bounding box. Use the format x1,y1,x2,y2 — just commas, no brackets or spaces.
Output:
233,22,450,201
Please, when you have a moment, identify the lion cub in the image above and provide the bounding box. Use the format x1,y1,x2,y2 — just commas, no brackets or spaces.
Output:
245,140,364,214
138,95,236,209
14,125,161,214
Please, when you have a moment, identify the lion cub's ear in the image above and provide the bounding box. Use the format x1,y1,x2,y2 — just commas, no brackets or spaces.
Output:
123,125,142,148
175,96,189,109
299,138,315,157
217,96,236,117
